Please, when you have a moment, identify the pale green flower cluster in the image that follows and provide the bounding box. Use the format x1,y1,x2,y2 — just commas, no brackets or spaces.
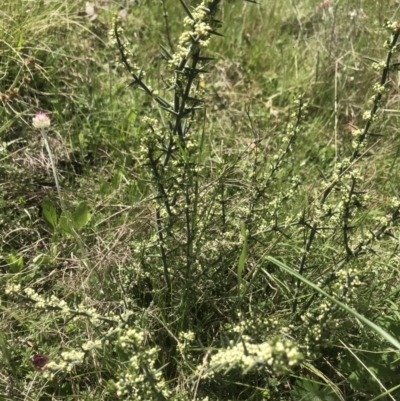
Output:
371,61,386,71
43,350,85,378
7,281,171,396
177,330,196,353
108,17,122,46
108,18,144,77
362,110,372,121
169,1,215,67
384,20,400,34
333,265,362,293
191,227,242,265
179,330,195,342
372,83,387,94
139,116,164,156
41,339,102,379
81,339,102,351
119,328,144,347
334,158,351,175
376,214,391,227
351,128,364,151
113,328,170,399
200,335,302,377
391,196,400,208
300,308,340,354
5,282,21,294
5,284,118,326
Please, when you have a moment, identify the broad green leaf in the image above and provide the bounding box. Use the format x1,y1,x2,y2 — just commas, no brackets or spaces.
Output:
127,110,137,123
376,315,400,339
339,339,398,395
292,376,341,401
99,176,110,197
111,171,121,189
41,197,58,229
73,201,91,229
32,253,52,267
78,132,85,147
302,362,344,401
3,250,24,273
60,212,72,236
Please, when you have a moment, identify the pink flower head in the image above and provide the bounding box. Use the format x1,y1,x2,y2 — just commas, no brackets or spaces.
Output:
32,111,51,129
316,0,330,10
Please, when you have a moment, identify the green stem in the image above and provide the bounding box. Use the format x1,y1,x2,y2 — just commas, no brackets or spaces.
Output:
41,129,64,209
41,129,92,273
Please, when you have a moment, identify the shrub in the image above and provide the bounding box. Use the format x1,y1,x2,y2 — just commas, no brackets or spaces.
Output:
2,1,400,400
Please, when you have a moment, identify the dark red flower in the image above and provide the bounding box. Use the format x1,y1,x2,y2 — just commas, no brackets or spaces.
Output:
31,354,48,370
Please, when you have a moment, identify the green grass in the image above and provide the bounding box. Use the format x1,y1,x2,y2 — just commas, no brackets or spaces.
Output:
2,0,400,400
